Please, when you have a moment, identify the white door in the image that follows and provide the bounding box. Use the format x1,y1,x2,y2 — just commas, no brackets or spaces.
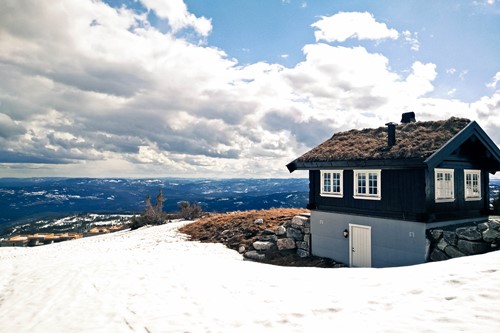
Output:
349,224,372,267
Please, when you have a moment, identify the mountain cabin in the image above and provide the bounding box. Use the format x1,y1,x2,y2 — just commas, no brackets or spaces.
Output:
286,114,500,267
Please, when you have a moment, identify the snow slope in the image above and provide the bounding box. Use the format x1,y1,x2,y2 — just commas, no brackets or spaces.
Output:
0,222,499,333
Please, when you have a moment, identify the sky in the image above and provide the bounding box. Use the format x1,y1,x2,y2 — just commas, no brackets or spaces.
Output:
0,0,499,178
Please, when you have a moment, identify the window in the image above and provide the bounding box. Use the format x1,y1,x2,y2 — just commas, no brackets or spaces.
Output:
320,170,343,197
354,170,381,200
464,170,481,201
435,168,454,202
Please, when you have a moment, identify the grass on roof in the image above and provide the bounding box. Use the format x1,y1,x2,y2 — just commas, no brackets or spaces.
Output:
298,117,470,161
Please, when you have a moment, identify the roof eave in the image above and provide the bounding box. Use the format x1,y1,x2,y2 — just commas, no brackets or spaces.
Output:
286,158,426,171
286,161,297,173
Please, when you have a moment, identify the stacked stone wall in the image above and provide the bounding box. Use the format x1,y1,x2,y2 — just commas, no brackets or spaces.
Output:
242,214,311,261
427,218,500,261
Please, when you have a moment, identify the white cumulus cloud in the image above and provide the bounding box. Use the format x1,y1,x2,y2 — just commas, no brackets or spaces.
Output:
312,12,399,43
0,1,498,178
486,72,500,89
139,0,212,36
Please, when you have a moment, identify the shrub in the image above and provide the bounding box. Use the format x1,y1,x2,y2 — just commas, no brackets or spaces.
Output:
130,189,167,230
178,201,203,220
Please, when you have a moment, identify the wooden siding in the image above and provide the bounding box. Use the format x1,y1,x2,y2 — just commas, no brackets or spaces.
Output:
425,145,490,221
309,169,428,222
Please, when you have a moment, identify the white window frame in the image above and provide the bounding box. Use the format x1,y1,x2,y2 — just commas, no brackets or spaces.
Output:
464,169,481,201
320,170,343,198
435,168,455,203
353,170,381,200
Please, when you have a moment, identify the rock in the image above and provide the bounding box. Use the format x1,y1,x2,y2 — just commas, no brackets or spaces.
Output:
220,230,232,237
477,222,489,232
425,238,431,260
238,245,246,253
437,238,448,251
445,246,466,258
258,235,278,242
443,231,458,246
430,249,448,261
252,241,275,251
430,229,443,241
304,234,311,244
277,238,296,250
303,227,311,234
296,241,309,251
482,227,500,243
489,219,500,231
291,215,309,230
456,227,482,241
276,226,287,236
262,229,276,235
253,218,263,225
244,251,265,261
286,227,303,241
457,240,490,255
244,231,255,239
229,241,240,248
297,249,309,258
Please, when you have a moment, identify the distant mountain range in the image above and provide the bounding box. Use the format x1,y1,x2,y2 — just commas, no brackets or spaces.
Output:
1,177,499,238
0,178,309,236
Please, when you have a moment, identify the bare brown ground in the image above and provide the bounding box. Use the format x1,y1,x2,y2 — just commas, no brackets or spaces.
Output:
179,208,343,268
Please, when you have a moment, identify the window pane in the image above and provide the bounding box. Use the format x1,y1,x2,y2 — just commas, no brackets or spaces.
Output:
323,173,331,192
332,173,340,193
436,170,454,200
473,174,479,194
357,173,366,194
368,173,378,195
465,171,480,198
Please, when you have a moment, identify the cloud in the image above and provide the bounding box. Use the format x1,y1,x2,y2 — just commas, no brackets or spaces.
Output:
0,2,498,178
402,30,420,51
0,113,25,139
486,72,500,89
139,0,212,36
312,12,399,43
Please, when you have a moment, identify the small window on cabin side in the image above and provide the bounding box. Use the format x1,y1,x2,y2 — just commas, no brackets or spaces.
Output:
464,169,481,201
435,168,455,203
353,170,381,200
320,170,343,197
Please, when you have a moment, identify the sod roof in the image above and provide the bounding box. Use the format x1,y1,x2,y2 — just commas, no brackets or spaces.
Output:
294,117,471,162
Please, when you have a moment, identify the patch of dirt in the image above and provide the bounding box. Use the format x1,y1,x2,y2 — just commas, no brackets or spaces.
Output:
179,208,343,268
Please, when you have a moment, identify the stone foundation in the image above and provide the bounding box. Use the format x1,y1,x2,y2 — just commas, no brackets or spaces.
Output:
427,218,500,261
242,214,311,260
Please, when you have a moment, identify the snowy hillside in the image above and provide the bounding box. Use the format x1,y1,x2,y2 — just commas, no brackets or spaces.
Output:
0,222,499,332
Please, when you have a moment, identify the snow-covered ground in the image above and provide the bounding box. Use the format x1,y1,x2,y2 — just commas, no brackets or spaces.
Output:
0,222,499,333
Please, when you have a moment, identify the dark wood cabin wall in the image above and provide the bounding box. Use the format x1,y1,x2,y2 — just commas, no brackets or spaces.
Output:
308,171,318,210
309,169,427,221
425,155,489,220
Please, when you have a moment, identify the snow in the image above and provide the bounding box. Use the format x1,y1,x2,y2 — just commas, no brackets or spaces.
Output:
1,222,499,333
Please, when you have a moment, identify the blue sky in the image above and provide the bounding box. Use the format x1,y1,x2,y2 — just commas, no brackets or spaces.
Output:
0,0,499,178
187,0,500,101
